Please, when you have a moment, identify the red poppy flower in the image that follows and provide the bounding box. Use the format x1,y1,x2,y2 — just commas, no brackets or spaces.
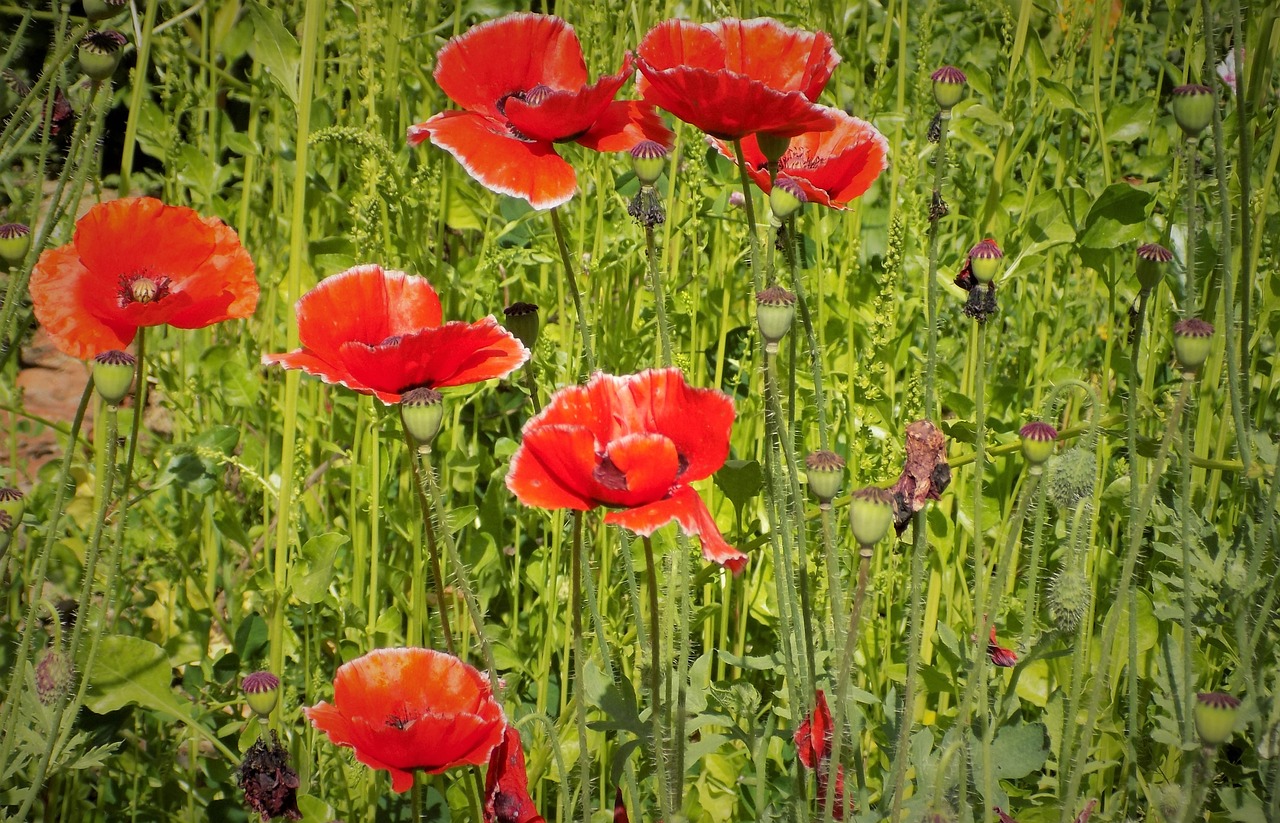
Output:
635,17,840,140
261,264,528,404
409,13,673,210
987,626,1018,668
29,197,257,359
484,727,545,823
505,368,747,573
794,690,848,819
709,108,888,208
305,648,506,793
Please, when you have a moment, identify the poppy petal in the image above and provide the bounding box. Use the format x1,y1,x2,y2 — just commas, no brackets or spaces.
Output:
575,101,676,153
505,56,633,143
261,349,361,395
411,111,577,210
294,264,442,360
156,214,258,327
604,432,681,506
29,243,135,358
433,13,589,120
72,197,218,283
605,485,747,573
507,424,600,512
485,727,546,823
708,18,840,101
635,19,728,78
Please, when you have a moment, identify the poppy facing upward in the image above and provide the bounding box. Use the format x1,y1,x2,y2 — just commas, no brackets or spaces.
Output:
709,107,889,208
29,197,258,359
409,13,673,210
305,648,506,793
635,17,840,140
262,265,527,404
506,368,747,573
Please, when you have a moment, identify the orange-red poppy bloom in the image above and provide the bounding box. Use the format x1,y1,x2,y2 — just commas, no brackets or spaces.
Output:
709,108,888,208
635,18,840,140
506,368,747,573
987,626,1018,668
305,648,506,793
794,690,848,818
261,264,528,404
484,727,545,823
409,13,673,210
29,197,257,359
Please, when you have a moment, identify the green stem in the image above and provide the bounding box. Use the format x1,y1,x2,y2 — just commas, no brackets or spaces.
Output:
820,505,846,645
571,512,591,823
1183,140,1199,314
403,429,455,655
1126,289,1150,763
924,112,952,420
1179,408,1196,745
117,0,159,195
888,512,929,821
822,547,874,823
642,536,672,821
549,208,596,375
732,140,764,293
643,215,673,367
1180,745,1217,823
784,219,830,450
1230,0,1252,354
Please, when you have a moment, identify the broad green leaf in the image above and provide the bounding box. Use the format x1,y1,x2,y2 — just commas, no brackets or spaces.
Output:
246,0,300,105
713,459,763,513
293,532,347,604
85,635,186,717
1078,183,1154,251
988,721,1049,780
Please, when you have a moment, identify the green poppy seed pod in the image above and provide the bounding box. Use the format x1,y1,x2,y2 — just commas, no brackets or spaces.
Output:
1194,692,1241,746
967,238,1004,284
242,671,281,719
931,65,967,110
79,30,127,82
849,486,895,549
0,487,24,524
1171,84,1214,137
0,223,32,265
0,514,10,558
502,302,540,351
804,450,845,506
630,140,668,185
92,350,136,406
82,0,128,20
1136,242,1173,292
756,133,791,165
1019,421,1058,473
755,286,796,353
1173,317,1215,375
400,387,445,446
769,176,806,220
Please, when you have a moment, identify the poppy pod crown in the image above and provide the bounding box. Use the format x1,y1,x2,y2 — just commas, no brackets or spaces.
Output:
506,368,748,572
635,17,841,140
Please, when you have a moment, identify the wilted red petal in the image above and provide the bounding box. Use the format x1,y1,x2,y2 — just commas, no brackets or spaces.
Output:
605,485,747,573
507,424,602,512
411,111,577,210
987,626,1018,668
484,727,545,823
433,12,588,120
613,789,628,823
505,57,633,143
574,100,675,153
994,807,1020,823
794,689,832,768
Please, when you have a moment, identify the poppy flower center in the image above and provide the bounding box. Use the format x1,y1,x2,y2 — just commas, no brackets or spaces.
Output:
117,270,173,307
381,334,403,346
385,709,414,730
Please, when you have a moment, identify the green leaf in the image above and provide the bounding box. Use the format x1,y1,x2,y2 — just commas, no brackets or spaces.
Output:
246,0,300,105
85,635,186,717
713,459,763,513
220,358,260,409
293,532,347,604
1078,183,1154,251
988,721,1049,780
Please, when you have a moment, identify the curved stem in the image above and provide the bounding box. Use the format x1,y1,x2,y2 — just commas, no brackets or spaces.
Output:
732,140,764,293
550,208,596,375
1125,289,1150,762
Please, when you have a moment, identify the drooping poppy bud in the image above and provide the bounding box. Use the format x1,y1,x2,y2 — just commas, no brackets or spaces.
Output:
35,647,74,705
400,387,446,446
0,223,31,264
242,670,282,719
849,486,894,548
1194,692,1241,745
931,66,967,110
1018,421,1058,472
804,450,845,506
756,133,792,165
92,350,136,406
1047,447,1096,511
1171,84,1214,137
1048,568,1091,632
502,302,540,351
79,31,127,82
1136,242,1173,292
1173,317,1214,374
755,286,797,352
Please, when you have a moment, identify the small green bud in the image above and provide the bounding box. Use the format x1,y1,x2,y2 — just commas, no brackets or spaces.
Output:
1136,242,1173,292
502,302,540,351
804,450,845,506
967,238,1003,284
1194,692,1241,746
82,0,128,20
0,223,31,264
849,486,895,548
629,141,668,185
1173,317,1214,375
1171,84,1214,137
1047,447,1096,511
931,65,967,110
0,487,24,524
79,30,127,82
92,350,136,406
1018,421,1058,472
755,286,796,353
242,671,281,719
756,133,791,165
769,176,806,220
400,387,445,446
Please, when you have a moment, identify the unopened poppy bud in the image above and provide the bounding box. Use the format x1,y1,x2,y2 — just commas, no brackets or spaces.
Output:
400,387,445,446
1171,84,1214,137
804,450,845,505
849,486,895,548
1047,447,1096,511
1048,568,1092,632
92,350,136,406
0,223,31,264
755,286,796,352
82,0,127,20
1194,692,1241,745
756,133,791,164
1019,421,1058,472
35,647,74,705
1136,243,1173,291
1173,317,1214,374
630,141,668,185
242,671,281,718
0,486,24,524
931,66,967,110
967,238,1003,284
502,302,540,350
769,176,806,220
79,30,127,82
